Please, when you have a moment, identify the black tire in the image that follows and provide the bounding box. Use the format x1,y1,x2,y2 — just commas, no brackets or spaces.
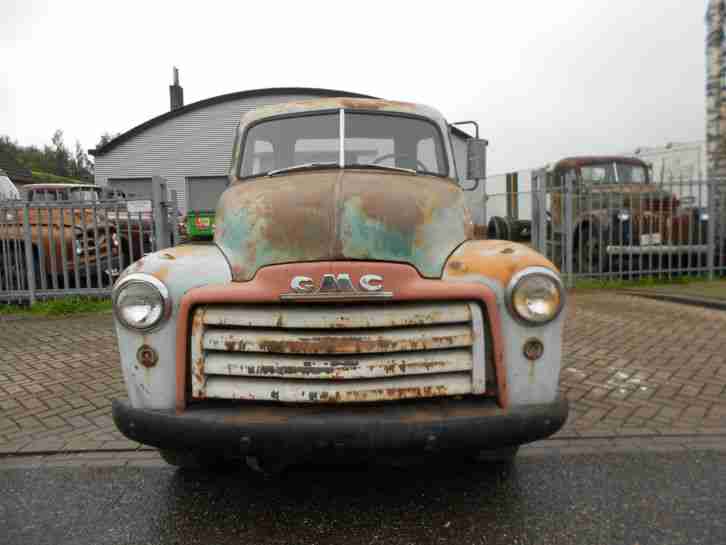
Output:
488,216,510,241
511,220,532,242
574,230,607,274
159,449,236,472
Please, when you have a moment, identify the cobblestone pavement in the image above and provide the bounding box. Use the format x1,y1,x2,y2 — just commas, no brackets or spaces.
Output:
1,292,726,455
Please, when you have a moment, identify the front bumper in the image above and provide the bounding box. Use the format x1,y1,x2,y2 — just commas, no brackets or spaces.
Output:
112,396,568,457
606,244,708,256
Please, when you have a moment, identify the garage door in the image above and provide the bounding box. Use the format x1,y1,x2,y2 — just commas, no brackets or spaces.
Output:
108,178,153,199
185,176,229,211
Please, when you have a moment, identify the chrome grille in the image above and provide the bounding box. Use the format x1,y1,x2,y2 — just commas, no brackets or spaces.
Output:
190,302,486,403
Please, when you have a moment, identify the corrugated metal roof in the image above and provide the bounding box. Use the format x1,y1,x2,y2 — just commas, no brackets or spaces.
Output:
89,87,377,156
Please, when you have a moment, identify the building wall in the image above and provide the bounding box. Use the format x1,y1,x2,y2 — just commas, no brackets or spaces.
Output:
631,141,707,181
94,93,331,212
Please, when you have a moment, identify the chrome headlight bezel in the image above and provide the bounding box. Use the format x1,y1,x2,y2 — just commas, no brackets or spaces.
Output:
112,273,171,332
506,267,565,326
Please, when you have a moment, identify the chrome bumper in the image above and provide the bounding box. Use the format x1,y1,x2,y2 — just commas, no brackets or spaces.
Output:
606,244,708,256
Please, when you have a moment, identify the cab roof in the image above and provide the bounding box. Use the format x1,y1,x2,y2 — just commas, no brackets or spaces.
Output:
553,156,648,171
23,183,98,190
239,98,447,129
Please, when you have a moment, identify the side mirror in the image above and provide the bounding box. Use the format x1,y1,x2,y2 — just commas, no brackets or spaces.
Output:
452,121,487,191
466,138,488,182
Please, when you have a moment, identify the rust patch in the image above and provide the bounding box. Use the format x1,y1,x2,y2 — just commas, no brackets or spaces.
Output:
253,332,470,355
444,240,557,286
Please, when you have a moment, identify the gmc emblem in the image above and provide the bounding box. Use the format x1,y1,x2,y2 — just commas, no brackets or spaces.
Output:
281,273,393,300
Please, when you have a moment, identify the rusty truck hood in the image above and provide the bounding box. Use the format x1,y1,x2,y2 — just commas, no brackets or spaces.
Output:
215,169,472,281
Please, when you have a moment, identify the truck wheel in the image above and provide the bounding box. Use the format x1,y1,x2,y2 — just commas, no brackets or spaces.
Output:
469,446,519,464
574,231,607,274
488,216,510,240
159,449,233,471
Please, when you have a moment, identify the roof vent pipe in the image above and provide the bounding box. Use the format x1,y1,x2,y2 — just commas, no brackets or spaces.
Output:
169,67,184,111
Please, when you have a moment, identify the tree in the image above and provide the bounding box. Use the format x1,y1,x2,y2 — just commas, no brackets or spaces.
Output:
73,140,93,179
51,129,70,177
96,132,121,148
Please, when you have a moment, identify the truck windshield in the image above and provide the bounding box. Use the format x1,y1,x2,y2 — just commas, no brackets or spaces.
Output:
581,163,647,184
69,188,102,201
240,111,448,178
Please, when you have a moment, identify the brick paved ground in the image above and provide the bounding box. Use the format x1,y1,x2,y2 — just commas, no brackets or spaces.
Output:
1,293,726,455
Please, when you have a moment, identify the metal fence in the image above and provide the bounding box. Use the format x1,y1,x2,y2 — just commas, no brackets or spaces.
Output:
0,177,178,303
485,171,726,285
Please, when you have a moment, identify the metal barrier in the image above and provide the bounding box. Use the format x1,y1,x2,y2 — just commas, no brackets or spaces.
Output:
485,171,726,285
0,178,178,303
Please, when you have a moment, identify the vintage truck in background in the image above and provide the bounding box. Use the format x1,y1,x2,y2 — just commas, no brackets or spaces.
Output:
110,98,568,472
1,183,123,290
544,156,711,273
24,183,154,262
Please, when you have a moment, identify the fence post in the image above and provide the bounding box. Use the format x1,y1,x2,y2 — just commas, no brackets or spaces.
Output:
707,178,717,280
563,177,574,287
169,189,180,247
22,203,36,305
151,176,170,251
536,169,547,255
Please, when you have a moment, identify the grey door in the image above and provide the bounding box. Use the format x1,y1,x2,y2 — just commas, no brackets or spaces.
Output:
108,178,153,199
185,176,229,212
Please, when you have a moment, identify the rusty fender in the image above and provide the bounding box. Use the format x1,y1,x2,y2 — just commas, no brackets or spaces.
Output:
443,240,565,407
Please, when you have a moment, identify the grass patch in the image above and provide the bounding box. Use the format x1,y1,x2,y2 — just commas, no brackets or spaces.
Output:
0,297,112,317
572,274,717,290
30,170,86,184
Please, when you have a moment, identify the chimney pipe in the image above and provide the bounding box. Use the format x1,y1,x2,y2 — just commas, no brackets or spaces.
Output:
169,66,184,111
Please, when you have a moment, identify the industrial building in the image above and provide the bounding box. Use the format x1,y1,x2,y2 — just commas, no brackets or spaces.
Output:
90,71,482,221
630,141,707,181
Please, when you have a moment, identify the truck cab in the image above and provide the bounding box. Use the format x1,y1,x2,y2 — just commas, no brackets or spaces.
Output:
111,98,568,471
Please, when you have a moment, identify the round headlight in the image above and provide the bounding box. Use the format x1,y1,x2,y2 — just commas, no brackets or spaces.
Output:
508,268,564,325
113,273,170,331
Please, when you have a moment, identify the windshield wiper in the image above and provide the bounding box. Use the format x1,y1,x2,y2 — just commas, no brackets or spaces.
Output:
346,163,417,175
266,162,338,177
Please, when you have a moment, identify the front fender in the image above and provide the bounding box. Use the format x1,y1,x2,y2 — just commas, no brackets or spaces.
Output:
115,244,231,410
443,240,565,406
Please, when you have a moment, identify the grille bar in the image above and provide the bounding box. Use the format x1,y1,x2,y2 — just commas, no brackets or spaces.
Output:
201,372,474,403
202,348,474,380
200,302,473,329
202,324,473,355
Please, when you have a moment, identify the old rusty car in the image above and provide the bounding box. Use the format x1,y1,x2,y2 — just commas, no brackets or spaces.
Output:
111,98,569,472
547,156,710,273
25,183,153,263
1,183,125,290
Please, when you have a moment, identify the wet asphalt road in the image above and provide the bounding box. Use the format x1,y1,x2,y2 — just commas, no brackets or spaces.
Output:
2,449,726,545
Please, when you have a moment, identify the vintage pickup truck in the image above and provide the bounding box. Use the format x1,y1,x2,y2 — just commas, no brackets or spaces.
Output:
111,98,568,472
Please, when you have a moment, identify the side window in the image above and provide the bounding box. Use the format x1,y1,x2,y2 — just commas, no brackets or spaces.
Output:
416,138,439,173
564,169,578,189
250,140,273,175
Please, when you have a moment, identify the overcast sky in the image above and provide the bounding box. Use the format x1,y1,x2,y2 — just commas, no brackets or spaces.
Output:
0,0,709,175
